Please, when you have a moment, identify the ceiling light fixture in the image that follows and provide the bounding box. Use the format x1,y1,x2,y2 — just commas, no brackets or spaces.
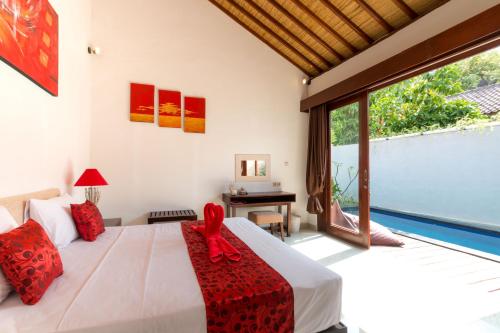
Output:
302,77,311,85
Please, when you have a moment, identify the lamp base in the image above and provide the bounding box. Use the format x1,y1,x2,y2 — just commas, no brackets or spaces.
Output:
85,187,101,205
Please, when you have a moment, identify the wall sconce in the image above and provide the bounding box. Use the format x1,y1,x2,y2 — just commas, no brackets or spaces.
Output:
87,45,101,55
302,77,311,85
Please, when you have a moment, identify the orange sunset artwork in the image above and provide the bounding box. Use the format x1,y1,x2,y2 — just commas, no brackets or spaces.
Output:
130,83,155,123
184,96,206,134
158,90,181,128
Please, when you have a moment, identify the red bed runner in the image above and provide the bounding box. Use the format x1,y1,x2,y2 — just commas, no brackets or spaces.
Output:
181,221,294,333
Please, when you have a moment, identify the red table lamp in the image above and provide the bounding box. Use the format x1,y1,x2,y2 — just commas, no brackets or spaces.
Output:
74,169,108,204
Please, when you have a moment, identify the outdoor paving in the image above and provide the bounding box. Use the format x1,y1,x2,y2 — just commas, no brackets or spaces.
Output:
285,228,500,333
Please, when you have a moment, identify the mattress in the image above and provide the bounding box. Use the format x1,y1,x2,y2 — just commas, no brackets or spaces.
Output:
0,217,342,333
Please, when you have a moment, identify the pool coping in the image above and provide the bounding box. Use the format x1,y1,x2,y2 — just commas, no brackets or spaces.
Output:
343,206,500,262
370,206,500,235
390,229,500,263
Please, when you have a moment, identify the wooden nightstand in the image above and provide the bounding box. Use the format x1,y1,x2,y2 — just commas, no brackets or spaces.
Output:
148,210,197,224
104,218,122,227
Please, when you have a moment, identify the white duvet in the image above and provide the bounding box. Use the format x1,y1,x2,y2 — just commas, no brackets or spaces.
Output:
0,218,342,333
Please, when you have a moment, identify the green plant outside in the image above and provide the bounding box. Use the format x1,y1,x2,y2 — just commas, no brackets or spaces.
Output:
330,49,499,203
331,49,500,146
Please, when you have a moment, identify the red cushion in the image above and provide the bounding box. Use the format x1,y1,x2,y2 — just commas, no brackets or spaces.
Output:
0,220,63,305
70,201,105,241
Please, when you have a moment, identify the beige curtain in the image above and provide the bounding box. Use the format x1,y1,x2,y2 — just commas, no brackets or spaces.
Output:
306,104,329,214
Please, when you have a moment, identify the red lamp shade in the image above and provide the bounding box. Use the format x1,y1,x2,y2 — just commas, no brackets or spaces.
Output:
74,169,108,187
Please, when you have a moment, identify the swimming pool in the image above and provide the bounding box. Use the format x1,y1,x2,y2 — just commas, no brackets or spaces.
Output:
344,208,500,256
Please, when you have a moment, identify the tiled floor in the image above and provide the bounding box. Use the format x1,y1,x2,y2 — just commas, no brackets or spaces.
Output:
285,228,500,333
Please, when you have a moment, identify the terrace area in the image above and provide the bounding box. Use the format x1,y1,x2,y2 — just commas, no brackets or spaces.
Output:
314,47,500,332
286,229,500,333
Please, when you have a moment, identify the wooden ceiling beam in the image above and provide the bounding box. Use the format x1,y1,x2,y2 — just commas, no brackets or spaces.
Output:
390,0,418,19
355,0,393,32
301,4,500,111
208,0,315,75
316,0,373,44
228,0,323,73
268,0,345,61
290,0,368,49
242,0,334,68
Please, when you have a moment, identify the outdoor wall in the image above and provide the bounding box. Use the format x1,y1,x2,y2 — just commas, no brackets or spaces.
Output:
333,123,500,230
89,0,309,225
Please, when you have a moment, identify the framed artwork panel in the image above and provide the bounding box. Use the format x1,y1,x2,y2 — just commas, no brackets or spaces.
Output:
159,90,181,128
184,96,205,134
130,83,155,123
0,0,59,95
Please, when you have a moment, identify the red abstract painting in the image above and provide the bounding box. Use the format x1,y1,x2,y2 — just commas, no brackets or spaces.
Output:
130,83,155,123
158,90,181,128
0,0,59,96
184,96,206,134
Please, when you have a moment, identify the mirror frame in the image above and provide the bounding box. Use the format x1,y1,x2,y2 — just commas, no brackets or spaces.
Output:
235,154,271,182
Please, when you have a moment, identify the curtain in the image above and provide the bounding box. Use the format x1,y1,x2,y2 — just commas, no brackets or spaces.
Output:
306,104,329,214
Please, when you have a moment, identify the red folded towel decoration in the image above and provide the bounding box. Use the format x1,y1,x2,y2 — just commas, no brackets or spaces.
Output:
191,203,241,262
181,220,294,333
215,236,241,262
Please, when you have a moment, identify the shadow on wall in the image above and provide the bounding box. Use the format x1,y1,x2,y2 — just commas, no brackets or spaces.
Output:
64,159,75,195
128,213,149,226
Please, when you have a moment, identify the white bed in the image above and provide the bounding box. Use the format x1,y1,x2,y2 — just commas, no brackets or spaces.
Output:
0,217,342,333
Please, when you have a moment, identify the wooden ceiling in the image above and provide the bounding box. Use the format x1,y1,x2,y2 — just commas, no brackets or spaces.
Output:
209,0,449,77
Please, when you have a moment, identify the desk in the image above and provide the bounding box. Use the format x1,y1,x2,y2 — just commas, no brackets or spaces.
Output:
222,192,296,236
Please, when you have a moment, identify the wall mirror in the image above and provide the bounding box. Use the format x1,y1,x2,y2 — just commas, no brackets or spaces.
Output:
235,154,271,182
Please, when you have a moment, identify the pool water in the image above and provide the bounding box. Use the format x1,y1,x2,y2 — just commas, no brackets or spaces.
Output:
345,208,500,256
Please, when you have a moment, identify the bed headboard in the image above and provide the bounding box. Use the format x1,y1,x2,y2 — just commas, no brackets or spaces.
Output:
0,188,61,225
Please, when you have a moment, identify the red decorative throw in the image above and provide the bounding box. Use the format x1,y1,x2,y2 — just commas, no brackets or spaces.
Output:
70,200,105,241
191,203,241,262
182,221,294,333
0,220,63,305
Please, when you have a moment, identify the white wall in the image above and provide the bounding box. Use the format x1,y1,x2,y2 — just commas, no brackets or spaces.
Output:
0,0,92,198
89,0,309,225
308,0,499,96
4,0,494,228
333,124,500,230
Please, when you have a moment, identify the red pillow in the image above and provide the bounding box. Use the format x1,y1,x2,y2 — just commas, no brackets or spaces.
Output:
70,201,105,241
0,219,63,305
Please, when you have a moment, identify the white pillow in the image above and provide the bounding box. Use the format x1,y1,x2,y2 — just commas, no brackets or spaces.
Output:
0,274,10,305
0,206,17,233
0,206,17,304
28,194,80,249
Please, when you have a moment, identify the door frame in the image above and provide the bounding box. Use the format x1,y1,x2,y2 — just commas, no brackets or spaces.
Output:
324,91,370,248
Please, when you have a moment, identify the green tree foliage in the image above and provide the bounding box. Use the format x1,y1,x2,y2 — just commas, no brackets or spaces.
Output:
458,50,500,90
330,103,359,145
368,64,486,139
330,49,499,145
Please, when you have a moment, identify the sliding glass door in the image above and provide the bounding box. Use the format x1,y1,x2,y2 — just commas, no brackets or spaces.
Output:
327,92,370,248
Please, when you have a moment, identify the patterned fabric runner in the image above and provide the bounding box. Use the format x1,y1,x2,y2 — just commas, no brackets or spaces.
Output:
181,221,294,333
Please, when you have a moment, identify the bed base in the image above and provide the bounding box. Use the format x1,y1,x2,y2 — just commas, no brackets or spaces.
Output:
319,322,348,333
